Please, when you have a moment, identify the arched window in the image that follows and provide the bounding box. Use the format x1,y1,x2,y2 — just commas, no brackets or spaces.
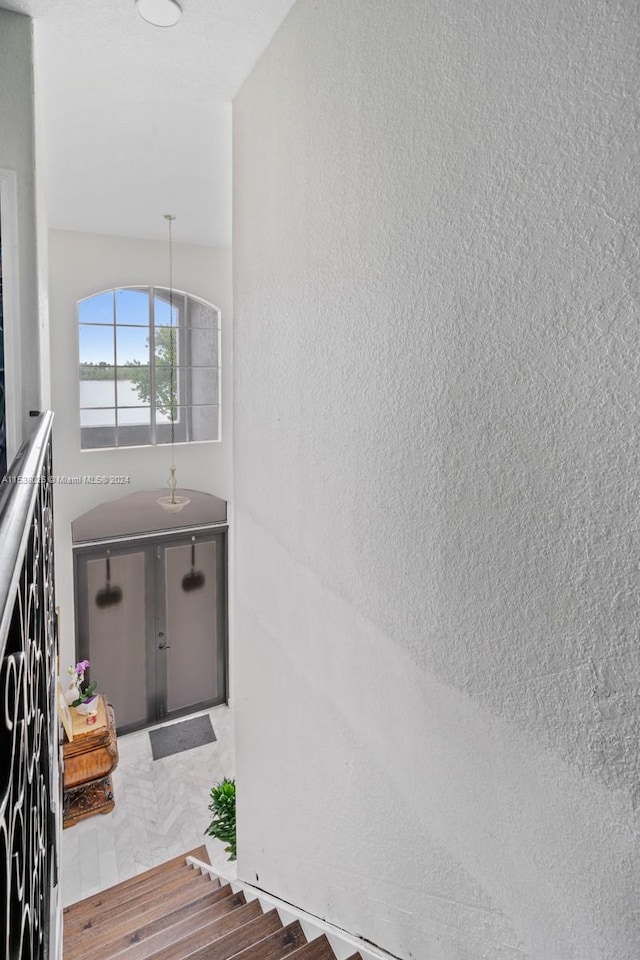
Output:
78,287,220,449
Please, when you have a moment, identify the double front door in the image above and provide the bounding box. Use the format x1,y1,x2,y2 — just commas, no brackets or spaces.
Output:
74,530,227,734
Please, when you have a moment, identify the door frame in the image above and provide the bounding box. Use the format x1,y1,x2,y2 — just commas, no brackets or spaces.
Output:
73,522,228,734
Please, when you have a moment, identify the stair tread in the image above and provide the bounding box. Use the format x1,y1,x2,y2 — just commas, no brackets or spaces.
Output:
64,848,210,916
69,892,250,960
65,870,215,937
64,864,196,919
70,887,239,960
104,896,260,960
72,864,212,929
172,909,284,960
286,936,338,960
128,907,277,960
64,873,218,946
219,919,307,960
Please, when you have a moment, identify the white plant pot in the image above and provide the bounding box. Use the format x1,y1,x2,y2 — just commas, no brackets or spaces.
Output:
64,682,80,706
75,696,98,716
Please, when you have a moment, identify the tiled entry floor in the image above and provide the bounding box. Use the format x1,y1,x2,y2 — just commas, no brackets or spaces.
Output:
61,704,236,906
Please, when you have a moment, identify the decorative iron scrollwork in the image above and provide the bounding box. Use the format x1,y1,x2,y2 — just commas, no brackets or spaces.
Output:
0,415,58,960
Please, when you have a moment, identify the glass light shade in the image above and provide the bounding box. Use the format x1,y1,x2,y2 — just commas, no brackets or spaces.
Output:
157,495,191,514
157,465,190,513
136,0,182,27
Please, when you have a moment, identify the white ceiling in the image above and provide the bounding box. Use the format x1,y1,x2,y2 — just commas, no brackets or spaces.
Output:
1,0,296,246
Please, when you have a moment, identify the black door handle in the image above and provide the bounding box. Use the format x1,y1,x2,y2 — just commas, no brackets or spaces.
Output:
158,642,171,650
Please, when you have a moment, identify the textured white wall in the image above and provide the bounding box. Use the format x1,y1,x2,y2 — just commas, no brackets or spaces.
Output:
48,229,232,669
233,0,640,957
0,10,42,448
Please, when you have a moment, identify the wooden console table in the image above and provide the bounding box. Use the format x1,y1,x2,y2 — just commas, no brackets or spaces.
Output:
63,695,119,828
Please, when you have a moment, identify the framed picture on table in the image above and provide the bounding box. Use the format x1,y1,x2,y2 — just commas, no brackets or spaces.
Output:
56,681,73,742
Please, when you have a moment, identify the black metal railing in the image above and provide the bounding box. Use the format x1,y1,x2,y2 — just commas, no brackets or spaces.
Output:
0,413,59,960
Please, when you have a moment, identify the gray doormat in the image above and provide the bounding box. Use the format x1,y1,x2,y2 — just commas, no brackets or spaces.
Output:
149,715,216,760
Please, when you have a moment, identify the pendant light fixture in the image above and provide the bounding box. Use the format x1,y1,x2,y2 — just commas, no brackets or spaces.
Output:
157,214,190,514
95,550,123,609
182,536,206,592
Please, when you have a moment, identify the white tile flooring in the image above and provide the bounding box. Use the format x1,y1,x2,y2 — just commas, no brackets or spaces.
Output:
61,704,237,907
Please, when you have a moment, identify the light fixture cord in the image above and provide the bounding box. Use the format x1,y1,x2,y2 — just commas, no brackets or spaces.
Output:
165,213,177,503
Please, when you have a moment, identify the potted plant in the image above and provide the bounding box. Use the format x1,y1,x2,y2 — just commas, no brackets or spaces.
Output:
64,660,89,704
205,777,236,860
67,660,99,721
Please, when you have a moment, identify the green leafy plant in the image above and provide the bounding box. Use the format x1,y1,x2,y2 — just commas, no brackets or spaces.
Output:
72,680,97,707
126,327,178,421
205,777,236,861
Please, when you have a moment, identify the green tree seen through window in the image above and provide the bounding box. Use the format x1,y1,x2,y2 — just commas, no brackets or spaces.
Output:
126,326,178,421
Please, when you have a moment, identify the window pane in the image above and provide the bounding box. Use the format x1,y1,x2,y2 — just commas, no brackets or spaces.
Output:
156,420,186,445
187,298,217,331
116,423,152,447
155,406,188,443
80,369,115,408
155,388,179,425
154,366,218,413
156,406,219,442
154,289,182,327
156,407,173,426
80,406,116,427
117,370,150,410
116,326,149,366
115,288,149,326
116,404,151,427
79,291,113,325
188,325,217,367
79,325,114,366
154,326,179,367
81,426,117,449
190,366,219,406
154,362,181,424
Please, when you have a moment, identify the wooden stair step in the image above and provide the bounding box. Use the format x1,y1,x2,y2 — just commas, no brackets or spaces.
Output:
66,864,204,922
65,884,244,960
65,870,211,937
173,910,285,960
65,867,218,931
64,848,210,918
64,873,218,947
64,884,239,960
128,902,273,960
218,920,307,960
74,894,246,960
76,866,210,924
286,937,339,960
104,897,262,960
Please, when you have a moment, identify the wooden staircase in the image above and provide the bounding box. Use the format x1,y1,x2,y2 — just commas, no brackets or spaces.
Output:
63,847,362,960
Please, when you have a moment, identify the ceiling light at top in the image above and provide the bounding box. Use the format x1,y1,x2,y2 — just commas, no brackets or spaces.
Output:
136,0,182,27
